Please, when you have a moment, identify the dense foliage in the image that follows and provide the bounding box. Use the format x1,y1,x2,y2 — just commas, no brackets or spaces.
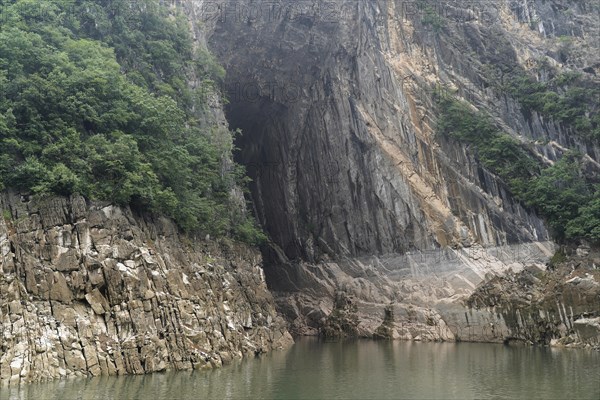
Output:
507,72,600,142
0,0,265,244
437,97,539,198
485,62,600,143
437,97,600,243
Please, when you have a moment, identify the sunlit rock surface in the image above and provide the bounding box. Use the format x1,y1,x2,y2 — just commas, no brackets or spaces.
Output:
0,193,292,384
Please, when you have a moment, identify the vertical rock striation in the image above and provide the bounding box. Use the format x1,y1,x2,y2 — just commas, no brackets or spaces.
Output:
0,192,292,384
185,0,599,341
468,251,600,349
201,0,573,260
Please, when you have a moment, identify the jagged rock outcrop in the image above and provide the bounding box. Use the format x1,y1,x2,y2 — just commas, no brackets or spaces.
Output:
468,248,600,348
373,304,397,340
320,291,360,338
0,192,292,384
181,0,600,340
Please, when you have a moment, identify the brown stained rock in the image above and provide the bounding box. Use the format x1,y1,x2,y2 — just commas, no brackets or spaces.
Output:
49,273,73,304
574,318,600,346
373,304,397,340
104,267,126,305
53,249,80,272
165,270,189,299
24,263,38,295
8,300,21,315
321,291,360,338
111,239,139,260
70,195,87,221
85,289,110,315
37,197,70,229
64,350,86,372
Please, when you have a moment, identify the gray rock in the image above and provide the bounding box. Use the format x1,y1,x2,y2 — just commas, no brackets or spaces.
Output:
189,0,599,341
0,194,292,384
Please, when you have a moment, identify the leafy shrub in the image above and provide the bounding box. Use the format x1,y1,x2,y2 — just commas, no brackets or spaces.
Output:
548,250,567,268
565,188,600,241
0,0,264,243
500,67,599,142
437,97,538,198
437,97,599,243
523,155,591,241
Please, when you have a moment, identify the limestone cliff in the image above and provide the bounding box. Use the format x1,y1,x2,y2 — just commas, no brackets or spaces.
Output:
185,0,599,341
0,192,292,384
3,1,597,387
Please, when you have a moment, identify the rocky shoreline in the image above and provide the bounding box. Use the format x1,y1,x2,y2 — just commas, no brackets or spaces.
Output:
266,242,599,350
0,191,597,386
468,248,600,350
0,192,292,385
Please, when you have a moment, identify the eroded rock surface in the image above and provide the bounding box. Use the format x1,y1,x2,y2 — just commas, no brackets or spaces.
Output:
468,249,600,348
186,0,599,340
265,240,556,342
0,192,292,384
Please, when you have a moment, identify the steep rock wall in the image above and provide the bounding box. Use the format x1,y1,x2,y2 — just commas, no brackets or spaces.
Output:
0,192,292,384
198,0,575,261
185,0,598,340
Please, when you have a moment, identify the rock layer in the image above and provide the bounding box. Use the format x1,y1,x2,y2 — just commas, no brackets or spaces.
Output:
0,192,292,384
266,241,556,341
469,249,600,348
190,0,599,341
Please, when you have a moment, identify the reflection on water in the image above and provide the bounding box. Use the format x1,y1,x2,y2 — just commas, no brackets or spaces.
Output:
2,339,599,399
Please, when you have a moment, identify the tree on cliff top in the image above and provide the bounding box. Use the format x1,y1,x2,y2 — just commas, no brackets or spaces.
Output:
0,0,265,244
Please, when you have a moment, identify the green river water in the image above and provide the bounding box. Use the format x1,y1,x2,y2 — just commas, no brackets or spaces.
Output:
2,338,599,399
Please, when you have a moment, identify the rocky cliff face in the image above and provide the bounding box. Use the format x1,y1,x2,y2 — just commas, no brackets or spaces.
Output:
201,0,575,259
0,192,292,384
1,1,597,387
185,0,599,341
469,248,600,349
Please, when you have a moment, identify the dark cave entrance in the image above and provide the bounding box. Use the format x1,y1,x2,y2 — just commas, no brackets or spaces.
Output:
224,83,307,260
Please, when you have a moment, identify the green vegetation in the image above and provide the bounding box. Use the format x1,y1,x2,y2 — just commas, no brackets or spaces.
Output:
0,0,264,243
523,154,595,241
416,1,445,33
507,72,599,141
437,97,539,198
556,35,574,63
548,250,567,268
487,62,600,142
437,96,600,243
565,187,600,241
421,6,444,33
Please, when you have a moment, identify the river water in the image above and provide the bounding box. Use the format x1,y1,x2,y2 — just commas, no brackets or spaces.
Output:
2,338,599,399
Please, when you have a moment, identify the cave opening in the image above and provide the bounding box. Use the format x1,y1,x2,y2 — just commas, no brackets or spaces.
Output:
221,80,322,293
224,83,304,261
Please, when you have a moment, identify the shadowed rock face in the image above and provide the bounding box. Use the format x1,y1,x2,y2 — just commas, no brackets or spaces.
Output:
201,0,580,263
193,0,599,340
